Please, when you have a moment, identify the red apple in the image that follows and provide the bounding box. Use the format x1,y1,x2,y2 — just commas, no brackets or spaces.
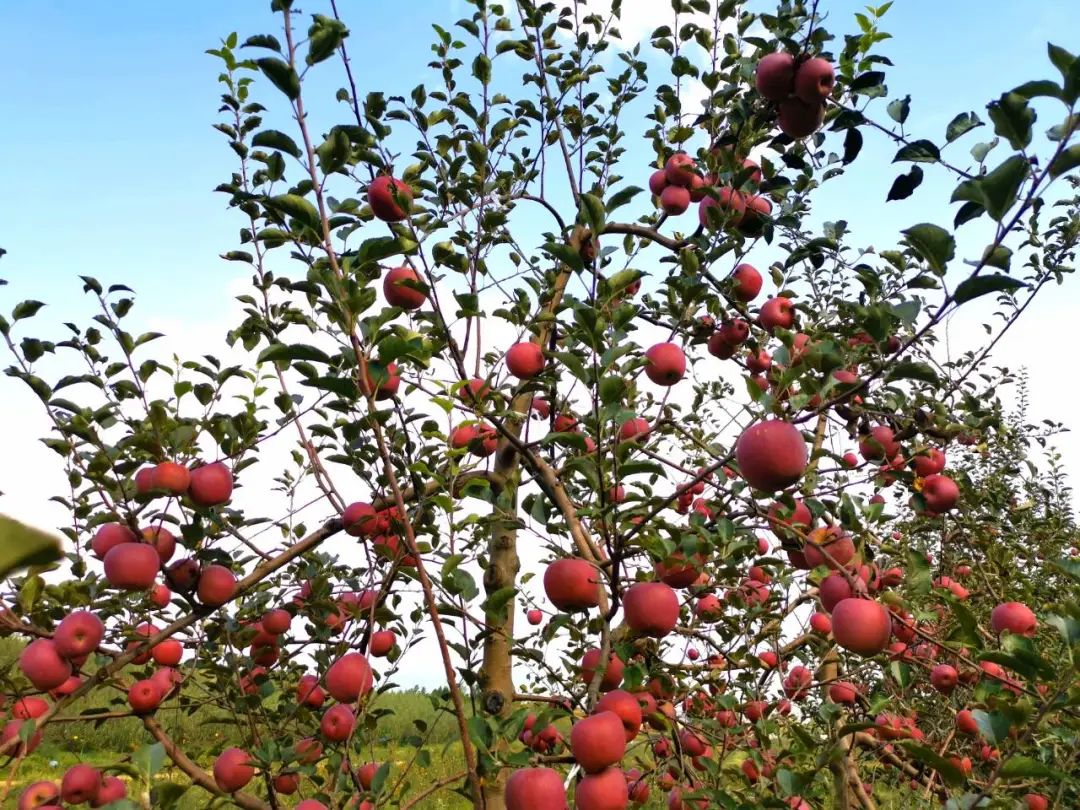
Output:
698,187,746,228
544,558,601,611
664,153,697,187
622,582,679,636
19,639,72,691
828,681,858,704
213,747,255,793
990,601,1037,637
61,765,102,805
648,169,669,196
794,57,834,103
731,264,763,301
859,426,900,461
369,630,395,657
660,185,690,215
810,612,832,634
320,704,356,742
778,97,825,138
922,474,959,513
19,781,59,810
505,767,567,810
368,175,412,222
54,610,104,660
197,564,237,607
188,461,233,506
325,652,373,703
911,447,946,477
618,417,651,443
1024,794,1049,810
272,773,299,795
644,343,686,386
575,766,630,810
759,297,795,331
956,709,980,736
735,420,807,491
505,342,545,379
141,525,176,563
571,711,627,773
128,679,162,714
930,664,958,695
596,690,643,742
580,648,624,692
755,52,796,100
383,266,426,310
298,674,325,707
152,461,190,495
91,523,137,560
832,598,892,655
262,609,292,636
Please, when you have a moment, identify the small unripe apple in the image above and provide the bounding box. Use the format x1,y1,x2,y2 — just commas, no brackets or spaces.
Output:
368,175,412,222
383,266,427,310
505,342,545,379
755,51,796,100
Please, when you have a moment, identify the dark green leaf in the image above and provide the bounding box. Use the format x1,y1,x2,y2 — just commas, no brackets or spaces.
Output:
905,548,931,594
902,223,954,275
0,516,62,580
579,193,606,233
12,300,45,321
252,130,301,158
850,71,885,92
256,58,301,100
893,139,940,163
886,361,939,386
971,709,1010,744
900,742,965,787
999,756,1060,779
257,343,332,365
1049,144,1080,179
886,95,910,125
268,194,320,229
242,34,282,52
950,155,1029,221
1011,79,1061,100
843,127,863,164
306,15,349,65
887,165,923,201
607,185,643,212
953,274,1027,305
987,92,1035,150
945,111,983,143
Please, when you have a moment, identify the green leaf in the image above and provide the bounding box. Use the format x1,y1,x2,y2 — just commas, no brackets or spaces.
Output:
843,127,863,164
242,34,282,52
251,130,301,158
999,756,1061,779
1049,144,1080,179
945,112,983,143
902,223,954,275
1011,80,1061,100
887,95,910,125
579,193,606,233
0,515,62,580
133,742,166,781
607,185,643,212
893,139,940,163
256,57,301,100
987,92,1035,150
1047,613,1080,647
950,155,1029,221
12,300,45,321
901,742,966,787
268,194,321,229
306,15,349,65
971,709,1010,744
257,343,332,365
887,166,923,201
953,274,1027,305
850,71,886,92
886,360,939,385
905,548,931,595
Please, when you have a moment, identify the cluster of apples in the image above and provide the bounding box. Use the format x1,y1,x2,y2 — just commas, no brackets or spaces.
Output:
648,150,772,235
755,52,835,139
18,766,127,808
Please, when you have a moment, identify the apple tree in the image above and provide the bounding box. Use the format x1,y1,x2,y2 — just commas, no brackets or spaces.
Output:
1,0,1079,808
